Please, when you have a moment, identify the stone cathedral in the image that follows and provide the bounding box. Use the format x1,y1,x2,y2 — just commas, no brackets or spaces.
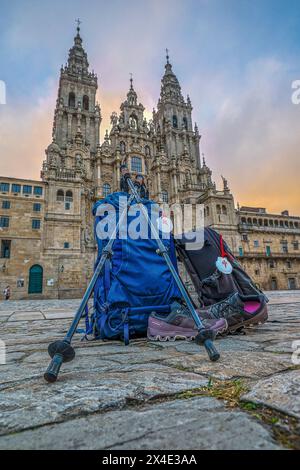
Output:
1,26,299,299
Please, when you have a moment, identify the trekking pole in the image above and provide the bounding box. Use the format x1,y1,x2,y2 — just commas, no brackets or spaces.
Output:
44,192,136,383
126,178,220,362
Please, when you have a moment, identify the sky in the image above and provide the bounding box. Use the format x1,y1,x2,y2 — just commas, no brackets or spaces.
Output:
0,0,300,214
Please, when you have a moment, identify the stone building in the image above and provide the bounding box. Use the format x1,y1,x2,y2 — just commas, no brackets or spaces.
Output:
0,26,299,299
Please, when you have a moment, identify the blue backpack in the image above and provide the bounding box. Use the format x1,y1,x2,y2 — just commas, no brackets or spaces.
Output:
88,192,181,344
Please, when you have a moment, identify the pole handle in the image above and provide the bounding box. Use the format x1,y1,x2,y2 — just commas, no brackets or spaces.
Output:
204,339,220,362
44,354,63,383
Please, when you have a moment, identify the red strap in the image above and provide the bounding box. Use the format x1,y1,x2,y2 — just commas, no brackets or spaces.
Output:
219,234,227,258
219,234,234,261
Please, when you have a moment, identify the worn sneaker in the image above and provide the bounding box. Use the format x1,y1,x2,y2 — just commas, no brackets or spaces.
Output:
147,301,228,341
197,293,268,334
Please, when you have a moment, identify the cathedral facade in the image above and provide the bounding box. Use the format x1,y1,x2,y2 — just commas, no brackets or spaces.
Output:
0,27,299,299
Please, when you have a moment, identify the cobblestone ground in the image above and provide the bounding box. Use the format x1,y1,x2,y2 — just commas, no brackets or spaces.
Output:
0,291,299,450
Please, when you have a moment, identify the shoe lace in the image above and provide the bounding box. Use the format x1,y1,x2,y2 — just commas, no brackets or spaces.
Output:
210,295,236,319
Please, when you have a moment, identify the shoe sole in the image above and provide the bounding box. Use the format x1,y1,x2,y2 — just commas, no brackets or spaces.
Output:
147,320,228,342
227,305,268,334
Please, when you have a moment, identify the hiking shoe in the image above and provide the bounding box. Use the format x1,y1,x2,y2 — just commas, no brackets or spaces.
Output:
147,301,228,341
197,293,268,334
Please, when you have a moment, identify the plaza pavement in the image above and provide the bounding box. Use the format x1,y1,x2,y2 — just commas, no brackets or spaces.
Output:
0,291,299,450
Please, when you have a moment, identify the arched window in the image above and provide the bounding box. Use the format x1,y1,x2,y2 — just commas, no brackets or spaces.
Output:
131,156,142,173
83,95,89,111
172,115,178,128
216,205,221,215
222,205,227,215
120,141,126,154
103,183,111,198
183,117,188,130
68,92,75,108
66,190,73,202
145,145,151,157
206,206,210,217
57,189,64,202
162,190,169,203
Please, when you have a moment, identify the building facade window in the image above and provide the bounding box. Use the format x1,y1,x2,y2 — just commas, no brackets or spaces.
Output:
64,242,70,249
65,202,70,210
0,216,9,228
65,190,73,202
222,205,227,215
286,260,292,269
266,245,271,256
281,241,288,253
172,115,178,128
32,219,41,230
293,241,299,250
33,203,41,212
0,182,9,192
254,240,259,248
238,247,244,256
23,185,32,194
83,95,89,111
1,240,11,258
57,189,64,202
68,92,75,108
34,186,43,195
288,278,297,290
271,278,278,290
12,184,21,193
269,260,275,268
161,190,169,203
131,156,142,173
103,183,111,198
2,201,10,209
242,234,248,242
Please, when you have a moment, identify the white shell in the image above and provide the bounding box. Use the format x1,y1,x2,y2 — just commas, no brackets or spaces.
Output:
216,256,233,274
156,216,173,234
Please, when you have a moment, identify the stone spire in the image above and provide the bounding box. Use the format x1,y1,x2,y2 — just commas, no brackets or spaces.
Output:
63,20,94,79
159,49,185,106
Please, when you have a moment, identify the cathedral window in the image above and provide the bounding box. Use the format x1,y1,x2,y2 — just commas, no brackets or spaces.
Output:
103,183,111,198
183,117,188,130
83,95,89,111
216,205,221,215
66,190,73,202
222,205,227,215
172,115,178,128
161,190,169,203
145,146,151,157
68,92,76,108
57,189,64,202
131,156,142,173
